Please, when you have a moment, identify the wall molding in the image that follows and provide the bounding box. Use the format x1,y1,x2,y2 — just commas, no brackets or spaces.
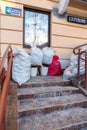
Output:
0,42,22,46
52,34,87,40
47,0,58,3
52,21,87,29
0,28,23,32
1,14,23,18
1,0,23,5
51,45,73,49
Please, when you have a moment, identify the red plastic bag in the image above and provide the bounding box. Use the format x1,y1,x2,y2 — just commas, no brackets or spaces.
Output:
47,55,62,76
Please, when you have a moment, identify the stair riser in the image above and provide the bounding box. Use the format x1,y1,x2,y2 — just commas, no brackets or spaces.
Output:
18,90,80,100
20,81,71,88
18,101,87,117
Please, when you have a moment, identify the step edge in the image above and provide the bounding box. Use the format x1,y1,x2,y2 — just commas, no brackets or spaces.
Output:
18,93,86,102
18,88,79,96
20,81,71,88
57,120,87,130
18,100,87,113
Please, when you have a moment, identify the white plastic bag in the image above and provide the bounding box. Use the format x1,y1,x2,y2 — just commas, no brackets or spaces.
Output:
30,45,43,65
59,59,70,70
13,47,25,56
42,47,54,64
63,66,76,80
70,53,85,76
70,54,78,66
12,48,31,85
41,66,48,76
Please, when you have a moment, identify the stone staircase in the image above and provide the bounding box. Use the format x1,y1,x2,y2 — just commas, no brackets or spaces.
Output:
18,76,87,130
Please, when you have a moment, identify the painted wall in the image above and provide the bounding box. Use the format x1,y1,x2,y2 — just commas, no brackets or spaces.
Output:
0,0,87,60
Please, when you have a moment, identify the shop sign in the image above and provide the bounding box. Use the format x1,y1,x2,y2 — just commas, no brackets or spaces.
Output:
67,15,87,25
5,6,22,16
81,0,87,2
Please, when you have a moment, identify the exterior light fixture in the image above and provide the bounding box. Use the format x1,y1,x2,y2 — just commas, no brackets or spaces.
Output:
58,0,70,15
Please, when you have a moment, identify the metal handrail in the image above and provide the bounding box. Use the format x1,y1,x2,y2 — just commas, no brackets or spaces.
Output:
0,45,13,130
73,43,87,79
73,43,87,55
79,50,87,89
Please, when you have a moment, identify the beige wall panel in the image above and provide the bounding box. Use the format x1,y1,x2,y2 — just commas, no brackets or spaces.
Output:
11,44,22,51
1,44,10,57
52,23,87,39
1,43,29,57
6,0,58,3
1,0,23,4
0,1,23,17
1,15,23,30
0,44,22,68
52,15,87,29
52,35,87,48
22,0,58,11
1,30,23,44
1,44,22,56
6,0,57,10
49,0,58,2
69,0,87,11
53,47,73,59
67,6,87,17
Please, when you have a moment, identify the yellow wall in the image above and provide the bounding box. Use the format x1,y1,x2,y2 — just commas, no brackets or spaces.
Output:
0,0,87,59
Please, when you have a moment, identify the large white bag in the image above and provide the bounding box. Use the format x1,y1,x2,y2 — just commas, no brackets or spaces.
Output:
63,66,77,80
42,47,54,64
63,52,85,80
70,53,85,75
70,54,78,66
12,48,31,86
30,45,43,65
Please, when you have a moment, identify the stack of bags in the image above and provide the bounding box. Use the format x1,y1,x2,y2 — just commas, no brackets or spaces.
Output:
12,46,62,85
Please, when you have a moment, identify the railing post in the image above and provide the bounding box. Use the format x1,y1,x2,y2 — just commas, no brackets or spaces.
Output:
0,68,5,92
0,45,12,130
8,51,12,79
85,54,87,89
78,48,81,80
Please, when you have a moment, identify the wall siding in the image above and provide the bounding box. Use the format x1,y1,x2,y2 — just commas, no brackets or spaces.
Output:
0,0,87,59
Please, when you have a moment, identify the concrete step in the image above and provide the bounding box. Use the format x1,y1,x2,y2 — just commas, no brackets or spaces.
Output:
18,86,80,99
19,76,70,88
18,107,87,130
18,94,87,116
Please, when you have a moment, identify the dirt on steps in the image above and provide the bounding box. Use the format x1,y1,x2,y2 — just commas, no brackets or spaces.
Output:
18,86,79,99
17,76,87,130
18,93,87,116
18,108,87,130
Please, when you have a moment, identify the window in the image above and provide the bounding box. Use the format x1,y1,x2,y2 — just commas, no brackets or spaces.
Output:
23,8,50,48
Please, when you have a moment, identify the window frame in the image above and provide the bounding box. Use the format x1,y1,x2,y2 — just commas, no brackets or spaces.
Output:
23,7,50,48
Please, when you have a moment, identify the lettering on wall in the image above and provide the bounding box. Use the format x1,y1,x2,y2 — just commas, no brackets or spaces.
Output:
67,15,87,25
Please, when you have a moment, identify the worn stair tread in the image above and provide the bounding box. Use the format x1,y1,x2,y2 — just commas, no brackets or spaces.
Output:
18,107,87,130
18,94,87,115
18,86,79,96
20,76,70,88
23,76,65,84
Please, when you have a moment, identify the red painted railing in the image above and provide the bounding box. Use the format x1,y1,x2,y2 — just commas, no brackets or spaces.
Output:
0,45,13,130
73,43,87,89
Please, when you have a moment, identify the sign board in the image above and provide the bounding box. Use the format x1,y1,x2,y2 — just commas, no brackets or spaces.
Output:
81,0,87,2
67,15,87,25
5,6,22,16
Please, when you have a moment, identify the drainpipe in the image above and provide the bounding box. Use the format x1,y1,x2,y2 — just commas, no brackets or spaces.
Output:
58,0,70,15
